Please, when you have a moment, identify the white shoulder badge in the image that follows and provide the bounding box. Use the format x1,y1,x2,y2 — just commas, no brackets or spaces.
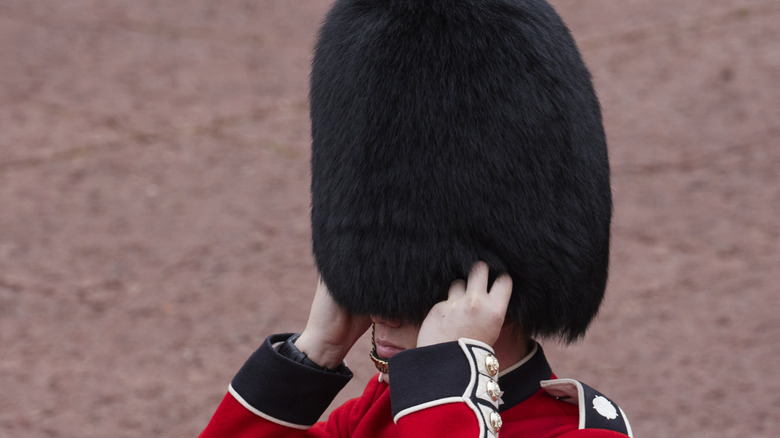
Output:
540,379,633,437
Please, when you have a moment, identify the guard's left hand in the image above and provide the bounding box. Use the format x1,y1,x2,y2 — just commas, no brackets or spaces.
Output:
417,261,512,348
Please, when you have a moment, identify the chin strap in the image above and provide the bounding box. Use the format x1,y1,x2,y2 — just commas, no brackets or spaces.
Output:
369,323,389,374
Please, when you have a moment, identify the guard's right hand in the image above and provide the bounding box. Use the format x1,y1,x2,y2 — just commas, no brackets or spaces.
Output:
295,278,372,369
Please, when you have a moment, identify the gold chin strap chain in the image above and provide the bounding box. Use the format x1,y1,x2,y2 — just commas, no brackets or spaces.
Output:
369,323,389,374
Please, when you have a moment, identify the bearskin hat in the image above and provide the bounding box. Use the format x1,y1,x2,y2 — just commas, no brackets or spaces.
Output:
309,0,611,341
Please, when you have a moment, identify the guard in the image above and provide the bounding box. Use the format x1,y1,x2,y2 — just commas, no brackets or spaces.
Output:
200,0,632,436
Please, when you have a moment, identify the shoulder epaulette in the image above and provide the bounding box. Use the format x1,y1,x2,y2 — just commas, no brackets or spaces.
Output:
541,379,633,437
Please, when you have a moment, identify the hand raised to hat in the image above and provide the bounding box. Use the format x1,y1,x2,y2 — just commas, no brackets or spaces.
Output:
417,262,512,348
295,278,373,370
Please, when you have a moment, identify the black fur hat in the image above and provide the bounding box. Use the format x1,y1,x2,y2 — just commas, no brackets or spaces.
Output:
310,0,611,341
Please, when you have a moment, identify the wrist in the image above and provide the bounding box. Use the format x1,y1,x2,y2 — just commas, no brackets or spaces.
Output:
276,333,332,371
295,331,349,370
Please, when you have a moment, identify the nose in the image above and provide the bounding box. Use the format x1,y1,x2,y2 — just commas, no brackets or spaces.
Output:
371,315,402,328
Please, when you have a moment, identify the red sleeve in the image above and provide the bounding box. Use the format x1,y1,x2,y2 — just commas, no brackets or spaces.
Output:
199,390,368,438
199,392,303,438
199,334,356,438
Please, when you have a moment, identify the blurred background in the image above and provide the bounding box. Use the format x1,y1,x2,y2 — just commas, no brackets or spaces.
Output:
1,1,778,437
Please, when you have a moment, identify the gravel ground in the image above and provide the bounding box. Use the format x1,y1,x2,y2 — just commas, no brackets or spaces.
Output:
1,1,778,437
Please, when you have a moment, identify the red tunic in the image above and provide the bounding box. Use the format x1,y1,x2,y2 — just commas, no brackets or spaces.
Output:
199,334,632,438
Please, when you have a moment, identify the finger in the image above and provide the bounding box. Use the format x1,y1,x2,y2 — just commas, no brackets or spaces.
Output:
466,261,490,295
489,274,513,307
448,279,467,298
316,276,330,294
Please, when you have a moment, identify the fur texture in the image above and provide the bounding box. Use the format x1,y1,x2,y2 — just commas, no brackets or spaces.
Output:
310,0,611,341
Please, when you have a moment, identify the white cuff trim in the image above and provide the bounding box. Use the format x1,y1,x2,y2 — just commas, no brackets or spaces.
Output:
393,396,468,424
227,384,310,430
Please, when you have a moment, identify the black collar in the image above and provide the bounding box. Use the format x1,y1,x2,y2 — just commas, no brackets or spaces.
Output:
497,341,553,412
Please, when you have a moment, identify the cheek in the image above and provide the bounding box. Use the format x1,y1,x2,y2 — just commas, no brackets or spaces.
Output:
399,326,421,349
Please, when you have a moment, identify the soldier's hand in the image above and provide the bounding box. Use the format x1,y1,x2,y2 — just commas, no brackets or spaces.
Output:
295,278,372,369
417,261,512,348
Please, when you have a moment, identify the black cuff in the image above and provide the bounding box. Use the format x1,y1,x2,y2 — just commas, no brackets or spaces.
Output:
389,339,504,437
389,341,471,419
230,333,353,427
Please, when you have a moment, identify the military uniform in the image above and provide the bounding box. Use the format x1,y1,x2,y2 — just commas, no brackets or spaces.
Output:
199,334,632,438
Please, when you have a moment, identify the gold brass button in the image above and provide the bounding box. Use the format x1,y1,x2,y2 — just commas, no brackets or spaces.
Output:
489,411,503,432
486,379,501,401
485,354,500,376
